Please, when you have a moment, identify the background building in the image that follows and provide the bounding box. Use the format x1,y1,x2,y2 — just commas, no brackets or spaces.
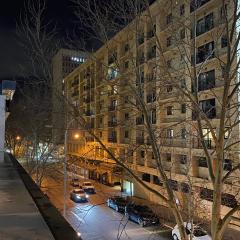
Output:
52,48,86,144
64,0,240,226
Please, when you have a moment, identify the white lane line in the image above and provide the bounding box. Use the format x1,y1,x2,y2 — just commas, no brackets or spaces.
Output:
71,211,85,224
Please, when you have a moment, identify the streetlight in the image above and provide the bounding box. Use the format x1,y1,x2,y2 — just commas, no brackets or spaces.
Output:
16,135,21,141
63,118,79,217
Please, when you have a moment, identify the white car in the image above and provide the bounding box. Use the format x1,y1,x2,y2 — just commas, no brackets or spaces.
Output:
82,181,95,193
70,189,88,202
172,222,211,240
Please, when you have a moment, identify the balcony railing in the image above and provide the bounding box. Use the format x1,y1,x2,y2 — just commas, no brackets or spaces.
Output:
86,136,95,142
136,117,144,125
108,136,117,143
136,137,144,144
108,105,117,111
160,138,187,148
108,121,118,127
192,138,213,149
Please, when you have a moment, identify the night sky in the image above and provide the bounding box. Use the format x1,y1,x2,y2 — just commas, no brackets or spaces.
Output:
0,0,77,79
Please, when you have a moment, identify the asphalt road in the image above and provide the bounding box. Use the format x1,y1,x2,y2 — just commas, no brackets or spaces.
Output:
42,171,171,240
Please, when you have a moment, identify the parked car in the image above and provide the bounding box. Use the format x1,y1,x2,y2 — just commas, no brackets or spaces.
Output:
107,196,129,212
125,204,159,227
82,181,95,193
70,189,88,203
70,178,80,187
172,222,211,240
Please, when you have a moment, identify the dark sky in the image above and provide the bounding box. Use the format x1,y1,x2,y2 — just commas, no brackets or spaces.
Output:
0,0,76,79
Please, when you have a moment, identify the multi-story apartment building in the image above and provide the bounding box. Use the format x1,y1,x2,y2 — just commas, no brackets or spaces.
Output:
65,0,239,224
52,48,86,144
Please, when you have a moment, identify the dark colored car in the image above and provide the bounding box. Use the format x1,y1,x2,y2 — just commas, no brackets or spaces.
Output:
125,204,159,227
107,196,129,212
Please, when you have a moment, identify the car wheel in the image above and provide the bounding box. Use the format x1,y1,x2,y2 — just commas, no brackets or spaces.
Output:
172,234,179,240
138,218,145,227
115,206,119,212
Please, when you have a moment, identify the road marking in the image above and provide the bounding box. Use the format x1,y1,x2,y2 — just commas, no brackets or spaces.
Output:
71,211,85,224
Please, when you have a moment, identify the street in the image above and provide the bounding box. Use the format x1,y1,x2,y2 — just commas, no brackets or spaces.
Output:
42,170,171,240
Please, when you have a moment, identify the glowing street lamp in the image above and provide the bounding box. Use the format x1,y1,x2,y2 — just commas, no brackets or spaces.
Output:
74,133,80,139
16,136,21,141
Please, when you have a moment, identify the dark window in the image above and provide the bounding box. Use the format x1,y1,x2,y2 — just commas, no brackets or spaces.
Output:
190,0,210,12
198,70,215,91
140,150,145,158
167,36,172,47
167,85,173,92
151,152,155,159
153,175,163,185
167,60,172,68
180,28,185,39
180,4,185,16
199,98,216,118
181,129,187,139
181,104,186,113
223,159,232,171
166,153,171,162
200,188,213,201
166,13,173,25
124,131,129,138
180,155,187,164
99,131,102,138
124,43,129,52
198,157,208,168
142,173,150,182
125,112,129,120
221,193,237,208
181,183,190,193
221,36,228,48
196,41,214,64
181,79,186,88
124,61,129,69
168,179,178,191
167,106,173,115
151,109,156,124
196,13,214,36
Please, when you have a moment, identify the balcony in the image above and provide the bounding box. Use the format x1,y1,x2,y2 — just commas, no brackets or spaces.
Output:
108,121,118,127
192,138,213,149
136,117,144,125
161,138,187,148
86,136,95,142
136,137,144,144
190,0,210,12
108,105,117,111
108,136,117,143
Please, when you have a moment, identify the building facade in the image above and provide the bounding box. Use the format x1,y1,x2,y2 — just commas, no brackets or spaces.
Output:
52,48,86,144
65,0,240,225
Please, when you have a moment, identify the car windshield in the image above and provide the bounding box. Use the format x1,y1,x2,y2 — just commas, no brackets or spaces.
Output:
84,183,92,186
74,190,84,194
193,228,207,237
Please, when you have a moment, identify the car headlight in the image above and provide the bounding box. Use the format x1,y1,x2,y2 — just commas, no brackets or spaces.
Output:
76,195,81,199
86,194,89,198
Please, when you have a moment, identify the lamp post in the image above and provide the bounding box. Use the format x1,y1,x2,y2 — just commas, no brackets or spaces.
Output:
63,119,79,217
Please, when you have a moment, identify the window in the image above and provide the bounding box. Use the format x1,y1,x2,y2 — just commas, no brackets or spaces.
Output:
124,43,129,52
199,98,216,118
221,36,228,48
166,153,171,162
167,106,173,115
151,152,155,159
221,193,237,208
140,150,145,158
181,104,186,113
99,131,102,138
167,85,173,92
198,157,208,168
180,28,185,39
223,159,232,171
125,112,129,120
180,4,185,16
168,179,178,191
190,0,210,12
167,36,172,47
180,182,190,193
167,129,174,138
142,173,150,182
196,41,214,64
180,155,187,164
151,109,156,124
167,59,172,68
181,129,187,139
166,13,173,25
153,175,163,186
200,188,213,202
124,130,129,138
124,61,129,69
196,13,214,36
198,70,215,91
180,79,186,88
224,128,230,139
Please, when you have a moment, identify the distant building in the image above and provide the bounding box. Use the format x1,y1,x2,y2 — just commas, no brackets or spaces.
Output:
52,48,86,144
0,80,16,159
